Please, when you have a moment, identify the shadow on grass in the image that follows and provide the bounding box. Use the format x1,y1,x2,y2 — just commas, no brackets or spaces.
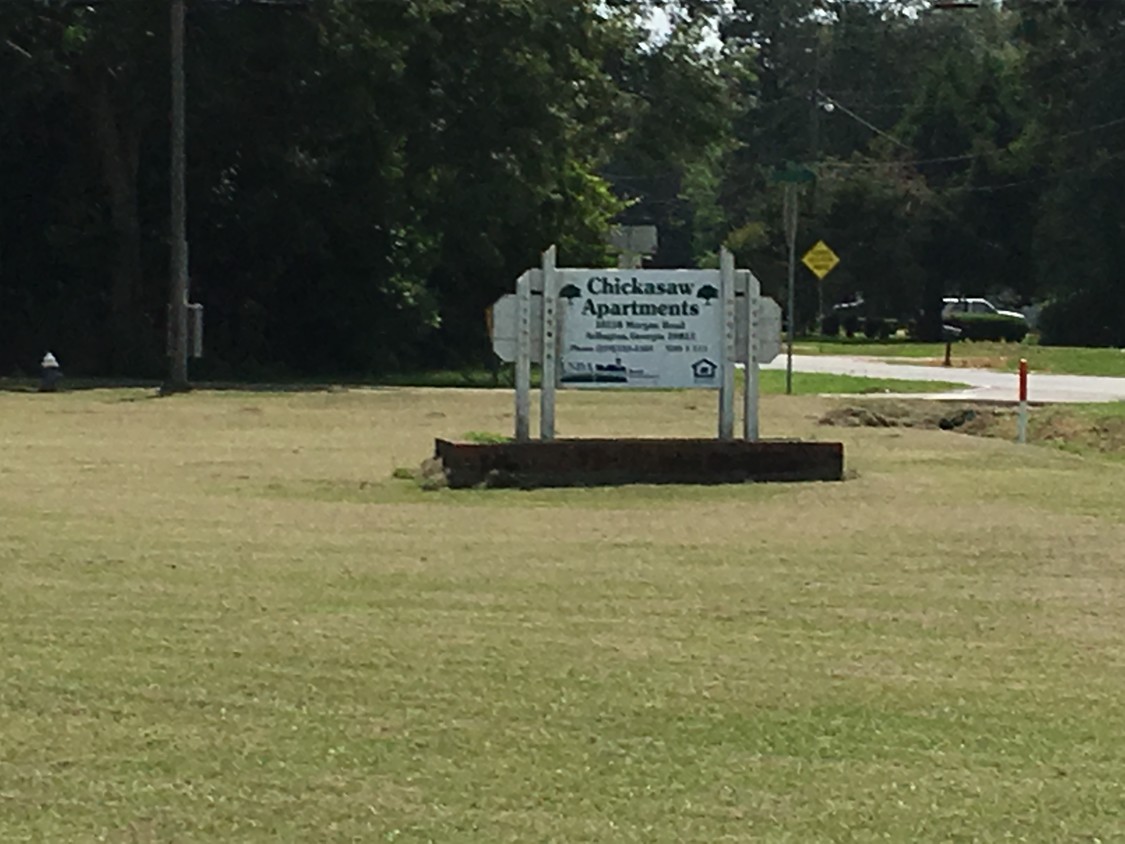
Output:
0,377,351,396
0,367,529,396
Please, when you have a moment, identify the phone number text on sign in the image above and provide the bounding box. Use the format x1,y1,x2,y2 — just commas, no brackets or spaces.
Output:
557,270,723,389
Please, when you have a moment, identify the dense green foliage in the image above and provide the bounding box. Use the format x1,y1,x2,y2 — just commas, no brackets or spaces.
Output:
1,0,1122,378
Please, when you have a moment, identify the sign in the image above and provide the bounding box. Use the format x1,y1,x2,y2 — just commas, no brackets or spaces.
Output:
740,296,782,364
493,247,769,442
773,164,816,184
801,240,840,279
608,225,659,269
489,290,539,364
556,270,723,389
607,225,658,256
490,275,781,366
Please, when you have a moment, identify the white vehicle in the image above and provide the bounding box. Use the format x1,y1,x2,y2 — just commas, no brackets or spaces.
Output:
942,297,1027,323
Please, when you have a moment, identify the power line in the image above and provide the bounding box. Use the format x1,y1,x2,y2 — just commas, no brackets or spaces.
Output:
601,108,1125,190
817,91,912,150
944,146,1125,195
818,112,1125,171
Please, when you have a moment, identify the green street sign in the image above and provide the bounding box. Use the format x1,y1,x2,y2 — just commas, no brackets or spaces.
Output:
772,164,816,184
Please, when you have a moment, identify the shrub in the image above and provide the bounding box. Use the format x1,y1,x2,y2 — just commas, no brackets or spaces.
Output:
1039,294,1125,347
821,315,840,337
863,318,894,340
946,313,1028,343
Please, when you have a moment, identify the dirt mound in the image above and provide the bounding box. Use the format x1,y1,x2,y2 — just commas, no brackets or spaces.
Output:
821,400,1125,458
819,405,901,428
1034,411,1125,455
819,400,1003,432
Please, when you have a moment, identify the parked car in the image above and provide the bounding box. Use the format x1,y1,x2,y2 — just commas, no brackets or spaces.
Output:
824,295,943,340
942,297,1029,342
941,297,1027,323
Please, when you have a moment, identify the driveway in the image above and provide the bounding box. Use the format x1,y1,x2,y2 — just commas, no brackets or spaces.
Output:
761,354,1125,403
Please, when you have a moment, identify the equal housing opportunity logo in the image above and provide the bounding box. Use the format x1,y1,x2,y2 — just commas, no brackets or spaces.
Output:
691,358,718,381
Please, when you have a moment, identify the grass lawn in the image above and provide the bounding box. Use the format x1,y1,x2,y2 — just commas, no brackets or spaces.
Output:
796,338,1125,377
3,387,1125,842
3,369,968,397
379,369,968,395
757,370,965,395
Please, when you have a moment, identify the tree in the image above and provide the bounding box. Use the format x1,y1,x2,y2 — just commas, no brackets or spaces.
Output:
1,0,665,377
601,5,737,268
2,0,168,373
1014,0,1125,345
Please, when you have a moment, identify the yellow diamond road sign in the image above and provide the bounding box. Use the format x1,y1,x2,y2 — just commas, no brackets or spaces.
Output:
802,240,840,280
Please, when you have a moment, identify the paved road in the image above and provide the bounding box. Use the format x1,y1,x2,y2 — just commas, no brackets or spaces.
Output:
761,354,1125,403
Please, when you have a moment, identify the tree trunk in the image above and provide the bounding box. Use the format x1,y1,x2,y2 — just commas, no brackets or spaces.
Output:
89,71,148,373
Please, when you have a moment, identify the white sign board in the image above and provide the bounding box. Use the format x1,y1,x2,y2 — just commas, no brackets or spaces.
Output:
490,291,540,364
736,296,782,364
490,277,782,366
489,249,769,442
756,297,782,364
556,270,724,389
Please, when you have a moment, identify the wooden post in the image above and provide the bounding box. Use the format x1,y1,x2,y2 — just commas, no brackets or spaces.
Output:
744,271,761,442
515,271,532,441
540,246,558,441
719,247,736,440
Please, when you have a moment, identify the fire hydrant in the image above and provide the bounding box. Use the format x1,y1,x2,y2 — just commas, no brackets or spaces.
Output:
39,351,61,392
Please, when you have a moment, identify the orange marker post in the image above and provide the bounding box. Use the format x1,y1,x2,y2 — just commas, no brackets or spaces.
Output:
1017,358,1029,443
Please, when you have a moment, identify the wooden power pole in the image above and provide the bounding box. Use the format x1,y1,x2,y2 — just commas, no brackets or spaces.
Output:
164,0,191,393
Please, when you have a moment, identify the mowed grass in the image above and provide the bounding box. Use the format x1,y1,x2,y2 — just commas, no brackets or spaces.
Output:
2,387,1125,842
376,369,966,395
2,369,966,397
757,370,966,395
796,338,1125,377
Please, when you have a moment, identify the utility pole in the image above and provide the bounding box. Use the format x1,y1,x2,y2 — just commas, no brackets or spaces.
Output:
784,183,798,396
773,164,813,396
810,32,823,330
164,0,190,393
